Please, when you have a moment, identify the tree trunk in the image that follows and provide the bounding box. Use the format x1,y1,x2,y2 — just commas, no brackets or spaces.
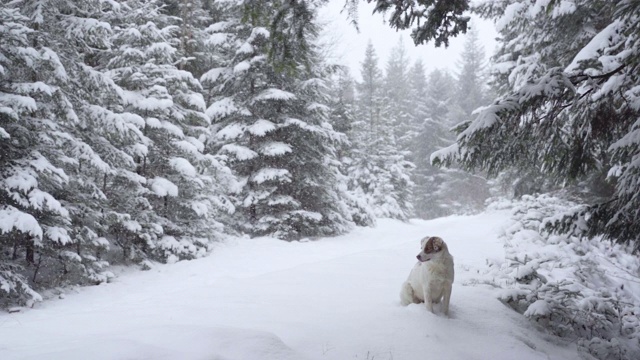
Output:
26,238,35,264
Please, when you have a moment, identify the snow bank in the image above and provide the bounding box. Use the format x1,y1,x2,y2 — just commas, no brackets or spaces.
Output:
12,325,308,360
484,195,640,360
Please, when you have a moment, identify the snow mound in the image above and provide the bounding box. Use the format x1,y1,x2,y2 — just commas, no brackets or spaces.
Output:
14,325,307,360
485,195,640,360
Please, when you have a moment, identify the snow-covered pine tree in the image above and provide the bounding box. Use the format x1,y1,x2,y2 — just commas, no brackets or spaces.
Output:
0,0,140,305
355,41,385,146
433,0,640,249
409,65,453,218
352,41,414,220
326,68,376,226
203,1,353,239
159,0,212,77
107,0,230,262
451,26,489,126
407,60,431,136
384,38,415,152
328,68,356,137
350,0,470,47
0,3,71,306
434,28,490,213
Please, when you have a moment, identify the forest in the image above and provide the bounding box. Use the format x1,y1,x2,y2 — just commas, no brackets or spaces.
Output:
0,0,493,304
1,1,639,359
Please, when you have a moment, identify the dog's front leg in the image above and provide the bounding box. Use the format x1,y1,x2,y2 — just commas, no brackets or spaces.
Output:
442,283,452,316
423,289,434,313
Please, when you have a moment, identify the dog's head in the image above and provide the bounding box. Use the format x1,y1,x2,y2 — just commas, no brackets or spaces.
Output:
416,236,447,262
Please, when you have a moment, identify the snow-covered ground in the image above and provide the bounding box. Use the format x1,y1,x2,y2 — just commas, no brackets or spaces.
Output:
0,210,583,360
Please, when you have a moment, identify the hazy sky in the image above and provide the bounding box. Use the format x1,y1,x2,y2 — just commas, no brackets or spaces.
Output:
318,1,499,80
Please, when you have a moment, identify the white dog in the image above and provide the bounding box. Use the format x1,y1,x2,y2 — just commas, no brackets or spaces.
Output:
400,236,454,315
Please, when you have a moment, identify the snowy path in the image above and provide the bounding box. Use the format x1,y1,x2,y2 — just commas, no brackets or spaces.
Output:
0,211,582,360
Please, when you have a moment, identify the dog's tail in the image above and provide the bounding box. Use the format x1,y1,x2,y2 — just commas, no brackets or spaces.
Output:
399,282,415,306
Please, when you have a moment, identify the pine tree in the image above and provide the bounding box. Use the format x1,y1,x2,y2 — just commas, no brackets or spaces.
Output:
0,0,133,305
410,66,454,218
452,26,488,125
353,0,470,47
352,41,414,220
326,68,376,226
0,3,67,306
436,0,640,248
407,60,431,134
203,1,353,239
356,41,385,145
107,0,230,262
384,38,415,151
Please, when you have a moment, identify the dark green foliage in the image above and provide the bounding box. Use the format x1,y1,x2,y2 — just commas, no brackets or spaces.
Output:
205,1,353,240
435,0,640,249
242,0,328,74
364,0,470,47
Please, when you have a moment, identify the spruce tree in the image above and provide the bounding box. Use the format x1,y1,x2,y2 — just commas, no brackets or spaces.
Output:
326,68,376,226
352,42,414,220
435,0,640,248
384,38,415,152
409,65,453,218
452,26,488,125
0,3,69,306
0,0,133,304
107,0,229,262
203,1,353,239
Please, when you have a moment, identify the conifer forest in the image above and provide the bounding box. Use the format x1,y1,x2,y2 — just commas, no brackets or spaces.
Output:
1,1,640,359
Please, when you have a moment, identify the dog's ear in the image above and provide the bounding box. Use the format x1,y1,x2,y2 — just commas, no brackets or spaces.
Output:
420,236,430,248
432,237,445,252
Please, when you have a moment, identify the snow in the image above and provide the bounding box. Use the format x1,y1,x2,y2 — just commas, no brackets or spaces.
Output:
44,226,72,245
0,126,9,138
3,171,38,193
11,81,55,96
234,60,251,73
236,42,254,55
148,177,179,197
173,138,204,156
565,19,624,73
251,168,291,184
524,299,550,317
124,90,174,112
206,97,237,120
25,189,68,217
206,33,229,46
217,123,246,140
220,143,258,161
252,88,296,102
0,205,43,240
200,67,228,84
495,2,526,32
551,1,577,18
247,119,276,136
250,27,270,40
483,196,640,358
0,211,583,360
185,92,206,112
146,42,177,57
259,141,292,156
161,120,185,138
0,93,37,114
169,157,197,178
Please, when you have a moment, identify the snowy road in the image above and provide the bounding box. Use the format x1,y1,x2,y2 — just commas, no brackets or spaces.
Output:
0,211,582,359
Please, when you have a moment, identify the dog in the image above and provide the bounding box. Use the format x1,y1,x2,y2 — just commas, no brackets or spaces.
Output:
399,236,454,315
